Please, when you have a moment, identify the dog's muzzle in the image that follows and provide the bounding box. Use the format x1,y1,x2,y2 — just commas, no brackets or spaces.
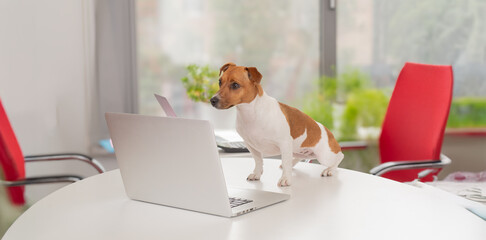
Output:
210,96,219,108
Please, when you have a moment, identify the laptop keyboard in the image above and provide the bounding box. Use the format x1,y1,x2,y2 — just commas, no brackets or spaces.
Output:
229,197,253,208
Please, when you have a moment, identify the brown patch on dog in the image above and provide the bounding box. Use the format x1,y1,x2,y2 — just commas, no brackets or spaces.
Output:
220,62,236,75
278,103,321,147
246,67,263,96
246,67,262,83
324,127,341,153
215,63,264,108
255,84,263,96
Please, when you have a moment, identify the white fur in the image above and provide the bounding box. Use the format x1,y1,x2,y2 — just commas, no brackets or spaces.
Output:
236,92,344,187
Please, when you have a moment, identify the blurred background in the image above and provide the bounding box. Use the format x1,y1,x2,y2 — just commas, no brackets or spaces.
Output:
1,0,485,236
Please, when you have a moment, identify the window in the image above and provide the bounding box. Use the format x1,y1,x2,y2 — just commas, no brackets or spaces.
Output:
136,0,320,129
337,0,486,132
136,0,486,136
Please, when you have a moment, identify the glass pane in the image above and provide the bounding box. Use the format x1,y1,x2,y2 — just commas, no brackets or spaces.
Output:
338,0,486,132
137,0,319,129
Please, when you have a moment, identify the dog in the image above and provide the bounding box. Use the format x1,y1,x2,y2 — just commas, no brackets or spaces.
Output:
210,63,344,187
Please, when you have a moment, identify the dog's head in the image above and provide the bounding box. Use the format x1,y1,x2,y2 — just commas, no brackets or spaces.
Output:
210,63,263,109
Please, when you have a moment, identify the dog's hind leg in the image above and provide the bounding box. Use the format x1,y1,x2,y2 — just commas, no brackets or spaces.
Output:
316,151,344,177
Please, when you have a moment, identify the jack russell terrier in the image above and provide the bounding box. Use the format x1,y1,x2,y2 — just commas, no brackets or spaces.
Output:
210,63,344,187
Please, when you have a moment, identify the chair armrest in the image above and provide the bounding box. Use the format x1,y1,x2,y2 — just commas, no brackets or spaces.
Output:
370,154,452,176
24,153,105,174
339,141,368,151
0,175,82,187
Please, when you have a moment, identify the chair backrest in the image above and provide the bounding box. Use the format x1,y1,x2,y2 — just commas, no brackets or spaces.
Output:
379,62,453,182
0,98,26,205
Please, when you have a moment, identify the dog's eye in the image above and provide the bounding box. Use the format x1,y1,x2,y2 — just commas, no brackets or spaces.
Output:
218,79,222,87
230,82,240,90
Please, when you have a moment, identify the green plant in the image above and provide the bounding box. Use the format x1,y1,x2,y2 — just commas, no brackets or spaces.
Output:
181,64,219,103
303,68,389,141
447,97,486,128
339,89,389,140
340,68,371,98
303,91,334,129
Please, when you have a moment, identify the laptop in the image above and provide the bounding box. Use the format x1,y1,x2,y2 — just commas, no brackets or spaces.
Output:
154,94,249,153
154,94,177,118
105,112,290,217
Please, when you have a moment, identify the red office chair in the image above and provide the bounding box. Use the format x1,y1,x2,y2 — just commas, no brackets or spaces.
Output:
370,62,453,182
0,98,105,205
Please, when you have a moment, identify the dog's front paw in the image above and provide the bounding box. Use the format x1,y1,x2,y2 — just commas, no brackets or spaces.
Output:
277,176,291,187
321,167,336,177
247,173,261,181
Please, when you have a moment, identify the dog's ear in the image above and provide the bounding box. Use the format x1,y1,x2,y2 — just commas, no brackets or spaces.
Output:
245,67,262,84
246,67,263,96
219,62,236,76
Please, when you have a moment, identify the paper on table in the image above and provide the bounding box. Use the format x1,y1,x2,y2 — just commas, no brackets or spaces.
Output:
409,181,486,221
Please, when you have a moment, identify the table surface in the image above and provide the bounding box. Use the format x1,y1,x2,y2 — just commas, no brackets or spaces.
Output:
4,158,486,240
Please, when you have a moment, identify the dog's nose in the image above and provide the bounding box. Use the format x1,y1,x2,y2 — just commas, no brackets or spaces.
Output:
210,96,219,107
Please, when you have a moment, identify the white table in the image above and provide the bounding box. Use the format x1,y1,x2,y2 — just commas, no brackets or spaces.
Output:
4,158,486,240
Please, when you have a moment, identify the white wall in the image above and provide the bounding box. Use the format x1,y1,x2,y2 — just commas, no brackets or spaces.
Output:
0,0,95,154
0,0,98,203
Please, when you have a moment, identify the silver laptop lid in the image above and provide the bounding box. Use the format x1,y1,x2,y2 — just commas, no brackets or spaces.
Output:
105,112,232,217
